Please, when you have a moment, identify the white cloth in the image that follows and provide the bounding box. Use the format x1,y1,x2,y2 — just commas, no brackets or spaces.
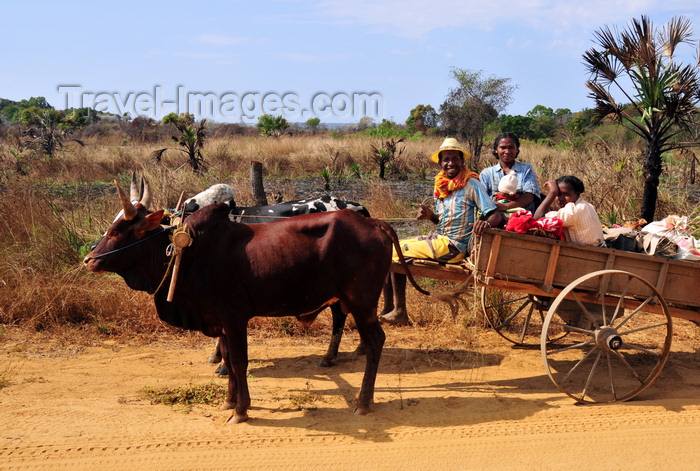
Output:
498,172,518,195
546,197,604,246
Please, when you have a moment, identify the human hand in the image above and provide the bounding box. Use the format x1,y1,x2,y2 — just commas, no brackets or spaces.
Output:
470,219,491,236
417,204,435,222
544,180,559,196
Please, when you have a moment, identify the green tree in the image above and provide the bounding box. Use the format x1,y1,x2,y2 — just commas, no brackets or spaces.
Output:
526,105,557,140
583,15,700,222
19,108,83,158
370,138,405,180
365,118,409,138
257,114,289,137
498,114,535,139
305,117,322,134
406,104,438,132
63,107,100,129
553,108,573,128
439,68,516,169
565,108,597,137
153,113,207,173
1,96,53,123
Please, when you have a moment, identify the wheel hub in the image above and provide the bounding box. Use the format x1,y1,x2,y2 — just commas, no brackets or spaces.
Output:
595,327,622,351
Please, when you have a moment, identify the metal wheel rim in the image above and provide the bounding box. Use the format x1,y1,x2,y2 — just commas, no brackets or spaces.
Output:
481,287,567,346
541,269,673,403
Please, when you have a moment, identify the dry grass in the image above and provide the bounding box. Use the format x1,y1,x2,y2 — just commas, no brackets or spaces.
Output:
142,382,227,411
0,127,697,344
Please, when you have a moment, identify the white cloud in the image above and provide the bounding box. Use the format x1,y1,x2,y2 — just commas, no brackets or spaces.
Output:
317,0,698,38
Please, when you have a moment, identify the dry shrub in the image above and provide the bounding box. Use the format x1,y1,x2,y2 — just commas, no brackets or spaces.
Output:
362,182,409,219
0,129,695,343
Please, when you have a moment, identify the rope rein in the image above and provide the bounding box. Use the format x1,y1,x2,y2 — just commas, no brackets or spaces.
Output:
84,226,175,261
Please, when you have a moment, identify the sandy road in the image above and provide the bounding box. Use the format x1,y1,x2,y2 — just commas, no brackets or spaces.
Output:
1,326,699,470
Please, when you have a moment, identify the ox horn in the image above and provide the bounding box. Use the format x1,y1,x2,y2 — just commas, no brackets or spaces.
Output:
116,179,137,220
129,171,141,203
139,177,152,210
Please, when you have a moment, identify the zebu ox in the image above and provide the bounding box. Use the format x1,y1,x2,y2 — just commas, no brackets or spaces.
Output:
184,186,371,371
84,179,428,423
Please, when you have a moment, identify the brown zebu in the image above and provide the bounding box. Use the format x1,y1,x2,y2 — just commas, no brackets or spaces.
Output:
84,181,428,423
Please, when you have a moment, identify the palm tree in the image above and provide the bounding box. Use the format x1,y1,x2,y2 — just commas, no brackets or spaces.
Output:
583,15,700,223
153,113,207,173
20,108,84,158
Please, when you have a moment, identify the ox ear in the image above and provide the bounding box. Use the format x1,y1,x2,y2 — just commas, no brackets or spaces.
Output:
139,210,165,234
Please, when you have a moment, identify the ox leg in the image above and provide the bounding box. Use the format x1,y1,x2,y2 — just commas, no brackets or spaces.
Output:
222,326,251,424
207,338,222,363
379,273,409,325
217,336,236,411
319,303,345,367
380,275,394,315
318,302,365,366
352,314,385,415
209,337,229,376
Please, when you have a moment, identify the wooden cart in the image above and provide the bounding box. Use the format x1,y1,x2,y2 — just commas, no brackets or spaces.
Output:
391,229,700,404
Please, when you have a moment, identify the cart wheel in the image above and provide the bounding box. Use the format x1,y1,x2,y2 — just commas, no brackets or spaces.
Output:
541,269,672,403
481,287,567,346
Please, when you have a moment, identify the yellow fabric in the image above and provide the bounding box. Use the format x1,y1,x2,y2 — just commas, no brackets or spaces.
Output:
392,233,465,264
433,167,479,200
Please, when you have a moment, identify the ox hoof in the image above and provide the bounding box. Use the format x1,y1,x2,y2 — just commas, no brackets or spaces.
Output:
352,394,371,415
353,406,370,416
227,412,249,424
317,357,334,368
220,400,235,411
207,353,222,364
214,363,228,376
379,312,410,326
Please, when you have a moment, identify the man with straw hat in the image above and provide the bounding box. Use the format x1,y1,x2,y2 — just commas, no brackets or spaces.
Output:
380,137,502,325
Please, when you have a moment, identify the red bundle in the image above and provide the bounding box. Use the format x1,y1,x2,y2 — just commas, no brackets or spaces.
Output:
505,210,565,240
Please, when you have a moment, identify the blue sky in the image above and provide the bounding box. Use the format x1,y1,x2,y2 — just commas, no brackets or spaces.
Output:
2,0,698,124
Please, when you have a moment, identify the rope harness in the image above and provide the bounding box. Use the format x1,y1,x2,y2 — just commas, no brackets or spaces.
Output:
84,226,176,261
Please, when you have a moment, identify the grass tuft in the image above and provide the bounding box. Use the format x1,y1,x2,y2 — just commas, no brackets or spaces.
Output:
142,382,226,410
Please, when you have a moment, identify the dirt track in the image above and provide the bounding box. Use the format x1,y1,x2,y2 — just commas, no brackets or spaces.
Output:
1,323,699,471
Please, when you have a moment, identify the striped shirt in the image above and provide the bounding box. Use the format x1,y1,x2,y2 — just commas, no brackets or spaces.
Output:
546,197,604,246
435,178,497,253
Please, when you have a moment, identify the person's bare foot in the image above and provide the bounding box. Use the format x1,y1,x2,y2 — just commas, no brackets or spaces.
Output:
379,309,410,326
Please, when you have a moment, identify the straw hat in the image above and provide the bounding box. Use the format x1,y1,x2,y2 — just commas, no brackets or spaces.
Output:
429,137,471,163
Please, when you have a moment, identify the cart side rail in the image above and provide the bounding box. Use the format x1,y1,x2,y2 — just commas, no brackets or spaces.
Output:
475,229,700,316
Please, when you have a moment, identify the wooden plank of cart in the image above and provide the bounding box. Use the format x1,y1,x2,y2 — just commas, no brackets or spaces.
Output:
390,228,700,404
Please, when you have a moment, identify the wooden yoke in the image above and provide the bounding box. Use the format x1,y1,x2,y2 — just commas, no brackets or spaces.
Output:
167,226,192,302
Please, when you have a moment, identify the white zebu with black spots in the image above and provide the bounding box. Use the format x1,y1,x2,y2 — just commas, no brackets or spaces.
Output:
182,184,236,214
229,195,370,222
182,185,370,222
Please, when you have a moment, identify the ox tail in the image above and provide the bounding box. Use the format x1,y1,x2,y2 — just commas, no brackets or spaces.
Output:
373,219,430,296
374,218,471,320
